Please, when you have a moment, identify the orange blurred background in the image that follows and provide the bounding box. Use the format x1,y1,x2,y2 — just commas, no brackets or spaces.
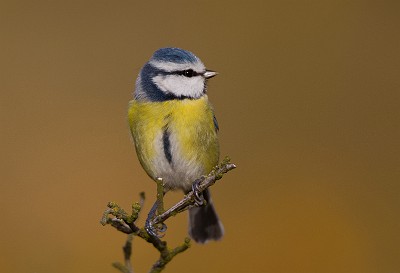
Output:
1,1,399,272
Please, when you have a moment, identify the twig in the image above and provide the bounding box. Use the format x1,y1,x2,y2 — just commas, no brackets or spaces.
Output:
148,237,191,273
151,158,236,226
155,178,165,215
112,234,134,273
100,157,236,273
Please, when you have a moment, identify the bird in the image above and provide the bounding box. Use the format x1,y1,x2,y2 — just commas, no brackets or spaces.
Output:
128,47,223,243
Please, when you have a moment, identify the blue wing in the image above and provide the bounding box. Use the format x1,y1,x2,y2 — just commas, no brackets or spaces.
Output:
213,115,219,133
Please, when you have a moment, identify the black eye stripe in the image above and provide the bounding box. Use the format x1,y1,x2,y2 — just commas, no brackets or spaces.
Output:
150,64,202,78
154,68,203,78
172,69,200,77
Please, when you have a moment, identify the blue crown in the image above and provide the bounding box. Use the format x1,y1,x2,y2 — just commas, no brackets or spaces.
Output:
151,48,199,64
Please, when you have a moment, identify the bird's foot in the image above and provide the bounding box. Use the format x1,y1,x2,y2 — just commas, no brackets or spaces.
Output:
145,199,167,238
192,178,205,206
145,219,167,238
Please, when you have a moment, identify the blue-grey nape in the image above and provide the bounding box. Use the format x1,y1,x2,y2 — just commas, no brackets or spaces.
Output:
151,48,199,64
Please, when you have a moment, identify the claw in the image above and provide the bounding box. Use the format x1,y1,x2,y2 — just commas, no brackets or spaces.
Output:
145,220,167,238
145,199,167,238
158,222,167,233
145,221,158,237
192,179,205,206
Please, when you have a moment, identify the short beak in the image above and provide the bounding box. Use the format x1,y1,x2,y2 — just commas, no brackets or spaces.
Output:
203,70,218,79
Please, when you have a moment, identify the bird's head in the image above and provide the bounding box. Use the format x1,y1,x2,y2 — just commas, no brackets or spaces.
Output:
135,47,217,101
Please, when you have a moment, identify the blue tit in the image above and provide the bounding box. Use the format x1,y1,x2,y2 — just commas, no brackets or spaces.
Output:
128,47,223,243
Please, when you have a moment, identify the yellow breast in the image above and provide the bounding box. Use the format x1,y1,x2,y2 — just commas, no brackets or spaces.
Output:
128,96,219,190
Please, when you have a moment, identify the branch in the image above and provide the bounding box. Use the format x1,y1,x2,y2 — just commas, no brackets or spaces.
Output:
151,157,236,226
148,238,191,273
112,234,134,273
100,157,236,273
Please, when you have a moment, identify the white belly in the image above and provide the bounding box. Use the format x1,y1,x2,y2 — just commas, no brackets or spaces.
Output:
151,130,205,192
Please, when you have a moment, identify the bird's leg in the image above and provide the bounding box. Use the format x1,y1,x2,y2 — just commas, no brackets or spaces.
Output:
145,177,167,238
192,178,206,206
145,199,166,237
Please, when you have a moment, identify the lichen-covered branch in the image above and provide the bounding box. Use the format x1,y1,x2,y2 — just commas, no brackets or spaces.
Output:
100,157,236,273
149,237,191,273
112,234,134,273
151,157,236,226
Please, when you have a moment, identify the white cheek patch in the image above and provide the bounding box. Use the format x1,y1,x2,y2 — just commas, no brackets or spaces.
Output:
152,75,205,98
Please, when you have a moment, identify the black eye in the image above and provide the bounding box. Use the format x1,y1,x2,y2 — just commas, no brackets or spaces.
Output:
183,69,195,77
